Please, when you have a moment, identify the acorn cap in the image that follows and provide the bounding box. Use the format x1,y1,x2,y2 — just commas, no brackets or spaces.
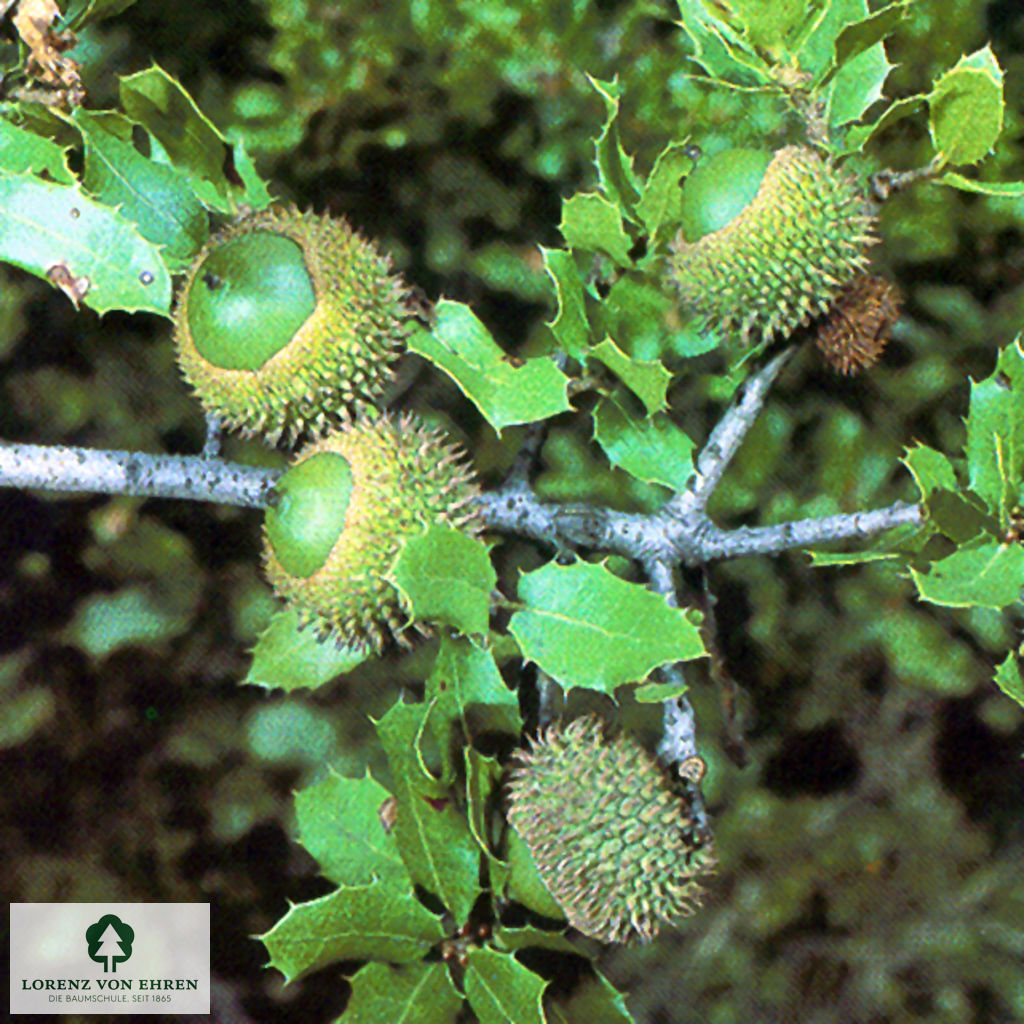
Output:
505,716,715,943
262,413,480,652
175,206,411,445
669,145,877,343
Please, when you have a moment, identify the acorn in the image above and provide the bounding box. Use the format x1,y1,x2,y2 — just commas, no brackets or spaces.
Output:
505,716,715,944
668,145,877,343
174,207,410,445
262,413,479,652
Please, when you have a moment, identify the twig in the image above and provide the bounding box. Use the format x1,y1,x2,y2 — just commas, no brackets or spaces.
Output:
665,348,794,517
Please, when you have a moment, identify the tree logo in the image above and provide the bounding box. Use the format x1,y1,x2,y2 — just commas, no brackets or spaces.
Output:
85,914,135,973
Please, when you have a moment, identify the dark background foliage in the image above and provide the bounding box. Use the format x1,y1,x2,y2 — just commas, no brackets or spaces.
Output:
1,1,1023,1021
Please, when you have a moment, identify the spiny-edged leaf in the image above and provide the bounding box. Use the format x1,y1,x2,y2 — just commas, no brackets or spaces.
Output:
294,769,408,887
260,884,444,983
828,40,892,129
600,275,693,364
725,0,809,54
587,75,640,223
62,1,138,30
542,247,591,359
993,650,1024,709
559,192,633,266
593,398,694,490
245,606,369,692
340,961,463,1024
806,549,900,567
409,301,571,433
0,117,72,182
636,141,696,241
833,1,910,68
390,525,495,638
465,748,507,895
548,969,636,1024
842,93,926,154
966,338,1024,520
376,699,482,924
426,635,521,776
903,442,959,500
72,107,208,269
464,948,547,1024
929,46,1004,167
936,172,1024,197
492,926,577,955
795,0,869,81
0,172,171,314
910,542,1024,609
590,337,671,415
675,1,769,85
633,679,689,702
508,560,707,694
926,490,998,544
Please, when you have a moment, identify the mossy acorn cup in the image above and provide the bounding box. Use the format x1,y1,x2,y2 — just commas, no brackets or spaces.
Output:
668,145,877,343
262,413,480,652
174,206,411,444
505,715,716,944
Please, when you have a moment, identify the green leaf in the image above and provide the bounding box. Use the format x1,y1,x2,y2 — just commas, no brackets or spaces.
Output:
491,926,577,955
910,542,1024,609
376,700,482,924
935,172,1024,197
833,1,910,68
549,970,635,1024
409,301,571,433
966,338,1024,520
0,173,171,315
72,108,208,269
390,525,495,638
587,75,641,222
828,41,892,129
62,1,138,30
675,2,768,85
633,679,689,702
926,490,998,544
993,650,1024,709
0,118,73,182
294,769,408,887
636,141,696,241
465,748,510,896
559,193,634,266
593,398,694,490
464,948,547,1024
806,550,900,567
903,442,959,500
929,46,1005,167
245,607,369,692
795,0,869,81
590,337,671,415
508,560,707,695
425,635,522,774
261,885,444,982
841,93,926,154
542,247,591,359
341,962,463,1024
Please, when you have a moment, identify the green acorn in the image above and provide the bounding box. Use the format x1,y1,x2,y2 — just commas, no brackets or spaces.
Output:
505,716,715,944
174,207,410,444
668,145,876,343
262,413,479,651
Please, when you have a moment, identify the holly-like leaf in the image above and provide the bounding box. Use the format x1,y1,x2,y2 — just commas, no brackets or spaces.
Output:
376,700,482,924
966,339,1024,521
294,769,408,887
828,40,892,129
508,560,707,694
0,172,171,314
0,117,72,182
465,748,509,895
929,46,1005,167
260,884,444,983
409,301,571,433
590,338,671,415
559,193,634,266
464,948,547,1024
842,93,926,154
245,607,369,692
390,525,495,639
549,969,636,1024
832,1,910,68
806,550,900,567
993,650,1024,709
593,398,694,490
341,962,463,1024
636,141,696,241
72,107,208,269
542,247,591,359
675,1,768,85
795,0,870,81
903,442,959,501
910,542,1024,609
935,172,1024,197
61,0,137,30
587,75,640,223
633,679,689,702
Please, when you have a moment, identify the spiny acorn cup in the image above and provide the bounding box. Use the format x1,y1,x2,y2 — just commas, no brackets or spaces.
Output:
505,715,715,944
262,413,480,652
668,145,877,344
174,206,411,444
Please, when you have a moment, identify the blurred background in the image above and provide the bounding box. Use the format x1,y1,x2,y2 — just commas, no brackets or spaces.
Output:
1,1,1023,1021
